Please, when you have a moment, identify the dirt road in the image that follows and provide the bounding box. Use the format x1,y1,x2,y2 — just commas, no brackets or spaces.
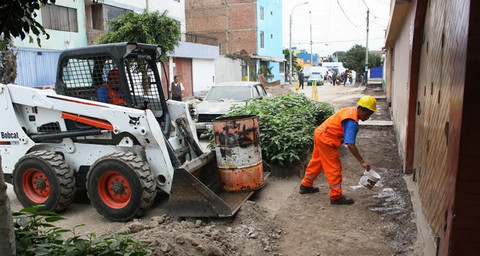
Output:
7,81,419,255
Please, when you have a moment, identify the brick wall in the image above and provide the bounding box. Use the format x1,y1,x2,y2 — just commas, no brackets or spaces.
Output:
388,0,479,254
185,0,257,55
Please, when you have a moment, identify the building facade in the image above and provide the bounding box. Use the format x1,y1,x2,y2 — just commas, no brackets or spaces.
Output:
385,0,480,255
12,0,218,97
295,49,319,67
185,0,284,83
12,0,88,86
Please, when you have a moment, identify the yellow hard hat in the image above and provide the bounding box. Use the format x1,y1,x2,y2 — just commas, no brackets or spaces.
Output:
357,95,377,112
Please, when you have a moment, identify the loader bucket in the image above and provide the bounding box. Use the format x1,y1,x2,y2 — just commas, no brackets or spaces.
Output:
167,151,269,217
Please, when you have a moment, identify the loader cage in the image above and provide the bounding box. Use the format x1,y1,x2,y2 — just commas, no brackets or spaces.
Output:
55,43,168,119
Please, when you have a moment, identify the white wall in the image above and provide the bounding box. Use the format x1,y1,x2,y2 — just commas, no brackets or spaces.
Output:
390,8,415,162
105,0,186,33
12,0,88,50
192,59,215,95
214,57,242,83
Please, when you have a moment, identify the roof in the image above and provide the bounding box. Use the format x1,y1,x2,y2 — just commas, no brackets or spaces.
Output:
59,42,163,60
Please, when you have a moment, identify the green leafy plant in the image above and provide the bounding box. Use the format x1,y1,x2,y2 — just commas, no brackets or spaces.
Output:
220,93,334,166
13,206,151,256
260,65,273,76
97,11,182,61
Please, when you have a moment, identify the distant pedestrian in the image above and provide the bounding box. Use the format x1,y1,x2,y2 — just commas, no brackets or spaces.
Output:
324,71,328,83
298,70,305,89
348,71,353,84
332,71,337,86
343,71,348,86
170,75,185,101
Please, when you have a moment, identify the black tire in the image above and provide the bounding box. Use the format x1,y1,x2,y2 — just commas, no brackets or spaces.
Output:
13,151,76,212
86,152,156,221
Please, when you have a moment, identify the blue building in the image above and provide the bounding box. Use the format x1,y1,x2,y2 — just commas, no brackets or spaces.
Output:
256,0,285,83
295,49,319,67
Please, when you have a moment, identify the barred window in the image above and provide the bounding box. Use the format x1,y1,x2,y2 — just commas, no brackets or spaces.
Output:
42,5,78,32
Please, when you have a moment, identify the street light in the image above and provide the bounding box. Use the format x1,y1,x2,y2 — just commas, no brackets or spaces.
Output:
309,10,313,66
289,1,309,84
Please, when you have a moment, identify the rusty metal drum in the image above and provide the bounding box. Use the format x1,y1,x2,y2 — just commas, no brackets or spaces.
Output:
213,115,264,191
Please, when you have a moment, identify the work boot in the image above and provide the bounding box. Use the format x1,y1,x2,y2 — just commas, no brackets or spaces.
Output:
330,196,354,205
299,185,320,194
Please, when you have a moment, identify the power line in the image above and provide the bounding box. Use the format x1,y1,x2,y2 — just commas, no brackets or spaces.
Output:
292,37,384,45
361,0,369,9
370,0,390,6
336,0,359,27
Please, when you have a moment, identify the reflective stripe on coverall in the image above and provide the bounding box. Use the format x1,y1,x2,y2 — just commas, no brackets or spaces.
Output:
301,107,359,201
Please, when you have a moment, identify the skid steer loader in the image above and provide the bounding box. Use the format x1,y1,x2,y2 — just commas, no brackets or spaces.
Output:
0,43,263,221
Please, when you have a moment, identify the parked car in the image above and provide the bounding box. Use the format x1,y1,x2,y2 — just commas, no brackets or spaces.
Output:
307,73,324,86
195,81,268,135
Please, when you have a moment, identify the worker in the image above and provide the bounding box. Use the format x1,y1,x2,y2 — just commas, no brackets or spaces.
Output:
299,95,377,205
97,69,126,105
169,75,185,101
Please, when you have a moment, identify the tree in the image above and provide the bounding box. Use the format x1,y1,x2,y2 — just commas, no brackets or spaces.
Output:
0,37,17,84
0,1,56,253
335,51,347,62
0,0,56,46
283,48,301,76
0,157,15,255
342,44,383,73
97,11,182,59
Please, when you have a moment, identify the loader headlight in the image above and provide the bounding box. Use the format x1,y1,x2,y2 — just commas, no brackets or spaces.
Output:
188,102,198,121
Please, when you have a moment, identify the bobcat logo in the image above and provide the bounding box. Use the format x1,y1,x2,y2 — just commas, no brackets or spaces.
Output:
129,115,141,126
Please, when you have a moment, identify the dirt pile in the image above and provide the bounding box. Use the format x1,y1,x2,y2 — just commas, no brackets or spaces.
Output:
128,201,283,256
265,84,295,97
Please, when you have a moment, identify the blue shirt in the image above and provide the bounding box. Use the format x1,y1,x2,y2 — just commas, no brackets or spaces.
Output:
97,85,109,103
342,119,359,144
97,85,124,103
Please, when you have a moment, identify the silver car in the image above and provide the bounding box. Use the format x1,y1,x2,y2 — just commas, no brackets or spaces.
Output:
196,81,268,134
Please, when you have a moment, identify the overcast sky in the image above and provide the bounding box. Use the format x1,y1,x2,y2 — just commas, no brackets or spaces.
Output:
282,0,391,57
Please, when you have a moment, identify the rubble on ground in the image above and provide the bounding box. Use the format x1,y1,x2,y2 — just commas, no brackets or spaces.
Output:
129,201,283,256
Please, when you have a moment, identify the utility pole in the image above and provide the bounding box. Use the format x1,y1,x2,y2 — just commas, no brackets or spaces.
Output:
289,2,309,84
310,11,313,66
364,9,369,85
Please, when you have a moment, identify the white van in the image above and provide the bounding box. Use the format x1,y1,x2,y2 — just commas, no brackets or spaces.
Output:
303,66,328,79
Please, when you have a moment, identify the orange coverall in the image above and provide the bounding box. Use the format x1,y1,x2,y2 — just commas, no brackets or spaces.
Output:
98,83,126,105
301,107,359,201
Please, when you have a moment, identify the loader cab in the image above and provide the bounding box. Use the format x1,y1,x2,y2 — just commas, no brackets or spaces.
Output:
55,43,171,135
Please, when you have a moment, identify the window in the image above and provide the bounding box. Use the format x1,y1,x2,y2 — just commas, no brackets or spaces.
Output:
91,4,128,30
42,5,78,32
260,6,264,20
255,85,267,98
252,86,260,98
242,61,248,77
271,34,273,39
260,31,264,48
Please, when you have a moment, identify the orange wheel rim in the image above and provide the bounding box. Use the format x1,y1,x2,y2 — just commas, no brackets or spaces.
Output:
98,171,131,209
22,168,50,203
